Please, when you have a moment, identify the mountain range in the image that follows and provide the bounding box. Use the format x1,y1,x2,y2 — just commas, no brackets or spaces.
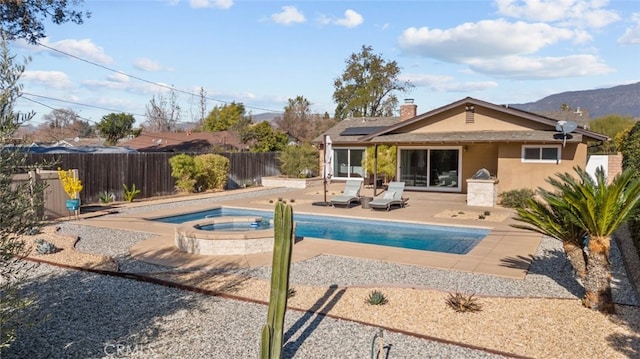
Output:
511,81,640,119
252,82,640,122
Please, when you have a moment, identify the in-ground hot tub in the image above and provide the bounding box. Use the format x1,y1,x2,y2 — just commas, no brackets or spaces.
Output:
175,216,274,255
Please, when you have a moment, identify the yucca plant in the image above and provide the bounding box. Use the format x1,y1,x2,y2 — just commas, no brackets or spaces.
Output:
366,290,388,306
446,292,482,313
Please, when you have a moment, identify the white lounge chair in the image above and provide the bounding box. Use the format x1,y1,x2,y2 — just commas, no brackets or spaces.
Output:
330,180,362,208
369,182,409,211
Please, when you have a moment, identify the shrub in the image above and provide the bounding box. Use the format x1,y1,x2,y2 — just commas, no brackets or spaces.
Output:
278,143,319,178
194,153,229,191
123,183,141,202
498,188,536,208
169,154,197,192
365,290,388,305
445,292,483,313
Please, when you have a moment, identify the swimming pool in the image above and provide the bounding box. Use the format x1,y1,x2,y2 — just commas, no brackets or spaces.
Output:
153,207,488,255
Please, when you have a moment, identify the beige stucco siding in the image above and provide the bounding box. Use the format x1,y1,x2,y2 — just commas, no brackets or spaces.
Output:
496,142,588,194
460,143,499,193
404,106,552,134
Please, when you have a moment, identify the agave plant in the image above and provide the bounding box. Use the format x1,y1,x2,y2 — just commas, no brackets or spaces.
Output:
446,292,482,313
34,239,59,255
366,290,388,306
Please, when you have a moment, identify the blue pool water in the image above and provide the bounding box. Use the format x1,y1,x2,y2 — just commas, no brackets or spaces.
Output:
153,208,488,255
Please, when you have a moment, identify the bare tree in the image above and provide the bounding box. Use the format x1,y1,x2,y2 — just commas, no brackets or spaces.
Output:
40,108,78,141
144,89,182,132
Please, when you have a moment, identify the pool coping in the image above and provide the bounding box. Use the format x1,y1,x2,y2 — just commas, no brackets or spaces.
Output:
78,185,542,279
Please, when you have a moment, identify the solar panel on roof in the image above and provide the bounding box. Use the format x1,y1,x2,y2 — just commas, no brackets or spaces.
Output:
339,126,388,136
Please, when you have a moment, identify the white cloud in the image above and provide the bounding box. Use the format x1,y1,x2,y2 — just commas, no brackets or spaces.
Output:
133,58,172,72
466,54,613,78
334,9,364,28
618,13,640,44
399,20,574,62
495,0,620,28
318,9,364,28
189,0,233,9
271,6,305,25
22,70,73,89
107,73,130,83
39,38,113,65
402,73,498,92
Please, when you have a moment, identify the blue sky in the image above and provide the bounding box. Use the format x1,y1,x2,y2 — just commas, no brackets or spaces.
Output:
10,0,640,127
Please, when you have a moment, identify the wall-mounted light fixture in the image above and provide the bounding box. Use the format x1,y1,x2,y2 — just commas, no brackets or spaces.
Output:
465,104,475,112
463,145,468,152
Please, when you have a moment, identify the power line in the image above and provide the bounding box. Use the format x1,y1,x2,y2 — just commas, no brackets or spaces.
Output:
21,92,146,119
36,42,285,114
20,95,97,123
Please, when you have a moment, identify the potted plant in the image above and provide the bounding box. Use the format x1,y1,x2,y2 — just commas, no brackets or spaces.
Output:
57,168,83,211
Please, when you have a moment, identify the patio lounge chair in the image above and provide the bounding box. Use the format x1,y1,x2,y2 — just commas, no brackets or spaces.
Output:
330,180,362,208
369,182,408,211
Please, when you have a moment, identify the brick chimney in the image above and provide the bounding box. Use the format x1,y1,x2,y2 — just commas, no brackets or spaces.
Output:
400,98,417,121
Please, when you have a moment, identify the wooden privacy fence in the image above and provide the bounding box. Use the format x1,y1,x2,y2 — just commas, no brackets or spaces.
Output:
23,152,281,204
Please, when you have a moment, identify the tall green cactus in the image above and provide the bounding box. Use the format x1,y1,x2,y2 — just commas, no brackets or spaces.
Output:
260,202,294,359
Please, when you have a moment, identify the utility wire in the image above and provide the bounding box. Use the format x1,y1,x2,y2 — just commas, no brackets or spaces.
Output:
20,95,96,123
36,42,284,114
21,92,147,119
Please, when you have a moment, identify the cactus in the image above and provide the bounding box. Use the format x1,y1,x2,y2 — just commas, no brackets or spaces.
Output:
260,202,294,359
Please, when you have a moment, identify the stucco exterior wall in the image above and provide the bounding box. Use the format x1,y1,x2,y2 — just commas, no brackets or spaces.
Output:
460,143,499,193
405,106,551,134
496,142,587,193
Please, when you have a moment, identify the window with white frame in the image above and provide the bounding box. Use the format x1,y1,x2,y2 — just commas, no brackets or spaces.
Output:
521,145,561,163
333,148,365,178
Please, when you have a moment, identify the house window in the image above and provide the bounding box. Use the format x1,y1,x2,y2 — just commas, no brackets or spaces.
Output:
521,145,561,163
333,148,365,179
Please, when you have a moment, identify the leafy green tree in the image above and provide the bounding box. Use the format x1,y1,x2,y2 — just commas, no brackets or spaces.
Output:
621,121,640,179
0,33,44,352
96,113,135,145
0,1,90,44
363,145,397,182
203,102,248,132
333,45,413,121
588,115,636,153
277,143,319,178
243,121,288,153
513,167,640,313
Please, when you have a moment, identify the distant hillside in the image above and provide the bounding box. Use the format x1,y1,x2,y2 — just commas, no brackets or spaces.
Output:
511,82,640,119
251,112,282,123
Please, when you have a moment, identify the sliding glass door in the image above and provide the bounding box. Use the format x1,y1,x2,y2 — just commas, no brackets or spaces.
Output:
399,147,461,191
333,148,365,179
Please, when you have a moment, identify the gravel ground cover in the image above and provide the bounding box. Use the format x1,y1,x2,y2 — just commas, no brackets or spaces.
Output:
4,189,640,358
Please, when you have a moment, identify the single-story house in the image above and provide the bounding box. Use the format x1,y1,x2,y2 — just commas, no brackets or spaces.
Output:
317,97,609,195
119,131,246,153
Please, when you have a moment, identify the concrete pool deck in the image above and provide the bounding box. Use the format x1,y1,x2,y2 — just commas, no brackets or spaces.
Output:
78,183,542,279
